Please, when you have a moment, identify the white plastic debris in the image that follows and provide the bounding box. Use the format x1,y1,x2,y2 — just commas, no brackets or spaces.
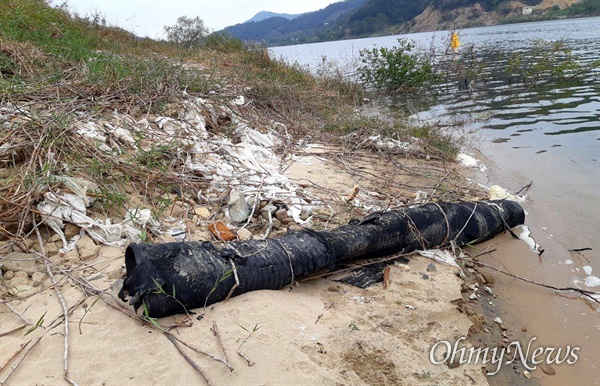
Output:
456,153,486,171
489,185,526,202
513,225,543,254
231,96,245,106
38,191,144,248
417,249,461,269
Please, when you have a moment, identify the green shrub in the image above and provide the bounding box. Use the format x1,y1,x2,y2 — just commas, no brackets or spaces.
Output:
358,38,439,93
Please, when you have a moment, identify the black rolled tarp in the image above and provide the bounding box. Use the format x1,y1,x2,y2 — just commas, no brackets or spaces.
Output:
119,200,525,317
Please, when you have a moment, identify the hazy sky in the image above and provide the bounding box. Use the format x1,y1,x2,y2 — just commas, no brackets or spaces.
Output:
57,0,341,39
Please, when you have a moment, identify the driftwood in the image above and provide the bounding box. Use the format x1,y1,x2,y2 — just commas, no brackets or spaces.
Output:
119,200,525,317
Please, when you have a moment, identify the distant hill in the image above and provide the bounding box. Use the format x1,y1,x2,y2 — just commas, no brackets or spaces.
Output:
246,11,300,23
220,0,368,46
218,0,597,46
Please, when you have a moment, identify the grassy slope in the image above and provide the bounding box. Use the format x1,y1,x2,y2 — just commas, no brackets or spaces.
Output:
0,0,457,240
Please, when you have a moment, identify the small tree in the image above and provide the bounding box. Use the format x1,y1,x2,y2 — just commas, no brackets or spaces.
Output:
164,16,210,48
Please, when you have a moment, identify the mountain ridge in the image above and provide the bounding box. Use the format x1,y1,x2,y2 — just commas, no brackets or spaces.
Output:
246,11,300,23
218,0,597,46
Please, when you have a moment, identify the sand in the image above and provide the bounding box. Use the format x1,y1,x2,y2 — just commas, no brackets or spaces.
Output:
0,145,496,385
0,245,492,385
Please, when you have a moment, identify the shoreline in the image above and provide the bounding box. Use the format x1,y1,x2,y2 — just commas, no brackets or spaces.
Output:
458,147,600,386
0,92,510,384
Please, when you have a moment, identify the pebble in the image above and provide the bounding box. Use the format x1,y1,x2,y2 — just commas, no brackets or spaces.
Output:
483,327,490,333
4,270,15,280
482,272,495,284
426,263,437,272
540,364,555,376
227,189,250,223
10,271,30,287
77,234,100,261
523,370,532,379
194,207,211,220
64,223,81,239
422,274,429,280
31,272,47,287
274,208,288,221
493,317,503,325
469,293,477,300
208,221,236,241
447,358,461,369
236,228,252,241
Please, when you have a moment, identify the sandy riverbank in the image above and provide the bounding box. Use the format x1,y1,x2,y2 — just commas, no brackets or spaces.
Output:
0,137,502,385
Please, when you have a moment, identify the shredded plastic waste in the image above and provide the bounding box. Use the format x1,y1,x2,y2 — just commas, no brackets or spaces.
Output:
457,153,487,172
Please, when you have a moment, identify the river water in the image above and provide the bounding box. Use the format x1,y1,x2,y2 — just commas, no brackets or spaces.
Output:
271,17,599,385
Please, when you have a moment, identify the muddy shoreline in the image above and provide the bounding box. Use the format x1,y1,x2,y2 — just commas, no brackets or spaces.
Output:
459,149,599,386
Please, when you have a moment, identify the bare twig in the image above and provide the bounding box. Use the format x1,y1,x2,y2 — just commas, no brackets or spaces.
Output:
0,325,27,338
4,303,33,326
225,259,240,301
34,218,78,386
0,340,31,375
211,322,232,370
165,333,214,386
471,260,600,304
171,331,233,372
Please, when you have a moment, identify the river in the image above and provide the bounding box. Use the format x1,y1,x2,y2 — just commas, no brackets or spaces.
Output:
271,17,599,386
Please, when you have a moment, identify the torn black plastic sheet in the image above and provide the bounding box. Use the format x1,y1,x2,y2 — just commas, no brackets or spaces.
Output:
119,200,525,317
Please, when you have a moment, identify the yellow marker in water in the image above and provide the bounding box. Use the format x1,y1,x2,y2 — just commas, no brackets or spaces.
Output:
451,32,460,52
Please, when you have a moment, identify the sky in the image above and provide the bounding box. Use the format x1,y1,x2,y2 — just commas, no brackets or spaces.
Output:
55,0,341,39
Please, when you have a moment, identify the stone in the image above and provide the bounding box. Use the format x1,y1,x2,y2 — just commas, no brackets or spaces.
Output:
300,211,310,221
208,221,236,241
426,263,437,272
494,317,503,325
59,247,80,262
540,364,555,375
523,370,532,379
64,223,81,239
274,209,288,221
11,271,30,287
260,204,277,220
77,235,99,261
236,228,252,241
482,272,495,284
194,207,211,220
447,358,461,369
227,189,250,223
469,293,477,300
422,274,429,280
288,225,303,232
281,218,295,225
31,272,47,287
4,271,15,280
0,252,39,274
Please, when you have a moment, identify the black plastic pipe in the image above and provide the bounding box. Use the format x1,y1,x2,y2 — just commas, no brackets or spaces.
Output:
119,200,524,317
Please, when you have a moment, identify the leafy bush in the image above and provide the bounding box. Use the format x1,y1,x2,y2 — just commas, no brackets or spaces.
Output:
358,39,439,93
164,16,210,48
